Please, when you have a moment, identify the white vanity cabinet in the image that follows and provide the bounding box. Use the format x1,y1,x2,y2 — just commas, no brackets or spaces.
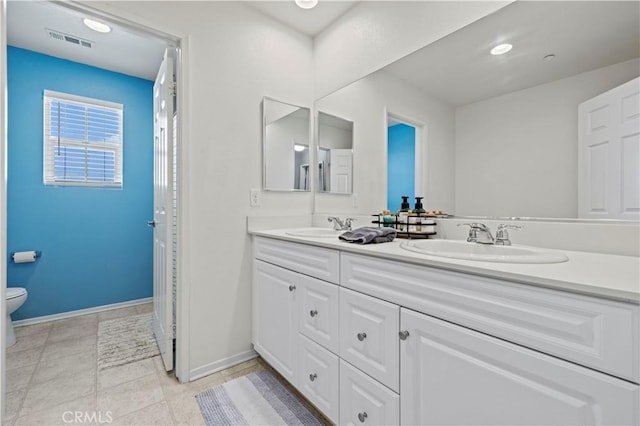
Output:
253,236,639,426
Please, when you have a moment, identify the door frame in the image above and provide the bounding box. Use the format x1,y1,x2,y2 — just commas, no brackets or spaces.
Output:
0,3,192,419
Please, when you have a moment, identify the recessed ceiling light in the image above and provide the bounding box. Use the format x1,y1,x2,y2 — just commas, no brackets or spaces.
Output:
295,0,318,10
490,43,513,56
294,144,307,152
83,18,111,33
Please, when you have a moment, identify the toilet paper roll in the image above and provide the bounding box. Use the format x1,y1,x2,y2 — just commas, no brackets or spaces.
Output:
13,251,36,263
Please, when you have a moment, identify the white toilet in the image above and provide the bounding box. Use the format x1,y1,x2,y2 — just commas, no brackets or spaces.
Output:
6,287,28,347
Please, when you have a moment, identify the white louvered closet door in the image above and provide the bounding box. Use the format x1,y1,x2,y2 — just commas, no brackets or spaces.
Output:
152,49,175,371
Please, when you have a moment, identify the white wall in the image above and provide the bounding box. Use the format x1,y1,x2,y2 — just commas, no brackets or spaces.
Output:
313,1,511,98
315,70,456,215
455,58,640,218
81,0,314,379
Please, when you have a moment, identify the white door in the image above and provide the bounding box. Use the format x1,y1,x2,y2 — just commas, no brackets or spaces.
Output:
578,77,640,219
253,260,298,383
329,149,352,193
400,308,639,425
151,49,175,371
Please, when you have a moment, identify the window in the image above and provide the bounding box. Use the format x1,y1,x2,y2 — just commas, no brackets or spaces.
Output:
43,90,123,187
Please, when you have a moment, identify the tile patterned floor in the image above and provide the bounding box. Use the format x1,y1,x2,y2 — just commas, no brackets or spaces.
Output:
5,303,274,426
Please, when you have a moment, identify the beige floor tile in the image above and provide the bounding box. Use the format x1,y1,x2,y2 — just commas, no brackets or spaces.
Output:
32,349,96,385
167,393,205,426
40,334,96,362
14,395,97,426
7,363,37,393
98,358,156,390
97,372,164,419
186,371,228,396
6,346,44,370
47,319,97,344
6,389,27,422
20,368,96,415
7,331,50,354
52,314,97,330
15,322,53,338
135,302,153,314
111,401,174,426
98,306,139,322
222,361,264,382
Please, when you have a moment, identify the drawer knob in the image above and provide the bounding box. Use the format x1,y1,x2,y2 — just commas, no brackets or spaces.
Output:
288,285,296,292
357,332,367,341
399,330,410,340
309,373,317,382
310,310,318,317
358,412,368,423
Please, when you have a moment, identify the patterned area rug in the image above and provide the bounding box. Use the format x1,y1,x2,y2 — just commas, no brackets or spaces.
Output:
196,369,324,426
97,312,160,370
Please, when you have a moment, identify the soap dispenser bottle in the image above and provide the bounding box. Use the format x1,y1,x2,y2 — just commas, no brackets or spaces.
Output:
398,196,410,231
411,196,426,232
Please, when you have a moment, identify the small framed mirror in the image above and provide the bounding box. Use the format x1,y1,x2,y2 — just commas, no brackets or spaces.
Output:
263,97,311,191
317,111,354,194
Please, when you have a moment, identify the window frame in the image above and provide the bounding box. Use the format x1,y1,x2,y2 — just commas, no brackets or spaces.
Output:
43,90,123,188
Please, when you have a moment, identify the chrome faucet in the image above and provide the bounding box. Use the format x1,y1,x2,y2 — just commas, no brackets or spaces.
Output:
328,216,355,231
458,223,495,244
494,224,523,246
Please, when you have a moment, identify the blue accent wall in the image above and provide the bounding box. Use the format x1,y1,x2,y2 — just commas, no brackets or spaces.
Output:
8,46,154,320
387,124,416,212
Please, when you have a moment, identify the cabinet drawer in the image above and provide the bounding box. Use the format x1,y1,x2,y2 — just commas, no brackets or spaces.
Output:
340,360,399,426
298,275,340,354
297,334,339,424
255,237,339,284
339,287,400,392
342,253,639,383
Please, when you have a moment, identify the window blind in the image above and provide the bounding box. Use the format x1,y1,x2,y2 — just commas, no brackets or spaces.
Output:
43,90,123,187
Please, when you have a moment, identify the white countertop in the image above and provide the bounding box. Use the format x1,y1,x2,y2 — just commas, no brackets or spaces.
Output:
250,228,640,304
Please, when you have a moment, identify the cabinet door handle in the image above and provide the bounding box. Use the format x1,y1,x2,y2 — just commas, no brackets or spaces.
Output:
357,332,367,341
309,310,318,317
309,373,317,382
358,412,368,423
399,330,410,340
288,285,296,292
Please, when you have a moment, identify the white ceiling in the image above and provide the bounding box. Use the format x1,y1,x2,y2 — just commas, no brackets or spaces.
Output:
384,1,640,107
7,1,169,81
6,1,357,81
246,1,359,37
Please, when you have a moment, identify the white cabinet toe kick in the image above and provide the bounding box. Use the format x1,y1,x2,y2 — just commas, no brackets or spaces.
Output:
252,236,639,426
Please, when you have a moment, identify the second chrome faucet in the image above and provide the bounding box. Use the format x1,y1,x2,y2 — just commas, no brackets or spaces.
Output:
458,222,522,245
328,216,356,231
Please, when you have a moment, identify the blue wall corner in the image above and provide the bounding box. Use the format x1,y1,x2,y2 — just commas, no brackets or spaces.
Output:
387,124,416,212
7,46,154,320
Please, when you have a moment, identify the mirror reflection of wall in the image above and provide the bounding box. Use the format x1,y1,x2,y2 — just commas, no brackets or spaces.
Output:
263,97,310,191
317,111,354,194
313,1,640,219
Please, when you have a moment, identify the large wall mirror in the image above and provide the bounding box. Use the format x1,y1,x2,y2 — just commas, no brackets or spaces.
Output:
313,1,640,219
263,97,311,191
317,111,354,194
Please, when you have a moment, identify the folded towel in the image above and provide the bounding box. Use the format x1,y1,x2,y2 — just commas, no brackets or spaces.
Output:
340,227,396,244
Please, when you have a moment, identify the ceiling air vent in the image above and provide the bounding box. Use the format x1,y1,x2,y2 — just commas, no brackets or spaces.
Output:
45,29,93,49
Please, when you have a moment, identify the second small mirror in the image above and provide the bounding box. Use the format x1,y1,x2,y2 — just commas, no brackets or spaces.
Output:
317,111,354,194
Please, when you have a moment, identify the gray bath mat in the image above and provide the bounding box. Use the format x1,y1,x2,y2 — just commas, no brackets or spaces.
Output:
196,369,324,425
97,312,160,370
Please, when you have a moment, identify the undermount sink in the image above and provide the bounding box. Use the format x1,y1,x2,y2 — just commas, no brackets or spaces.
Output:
400,239,569,264
285,228,342,238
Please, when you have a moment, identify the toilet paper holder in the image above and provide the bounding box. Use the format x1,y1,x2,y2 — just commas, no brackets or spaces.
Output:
10,251,42,263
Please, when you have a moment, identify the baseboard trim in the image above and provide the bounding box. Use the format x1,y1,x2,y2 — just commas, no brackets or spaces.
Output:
189,349,258,382
13,297,153,327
